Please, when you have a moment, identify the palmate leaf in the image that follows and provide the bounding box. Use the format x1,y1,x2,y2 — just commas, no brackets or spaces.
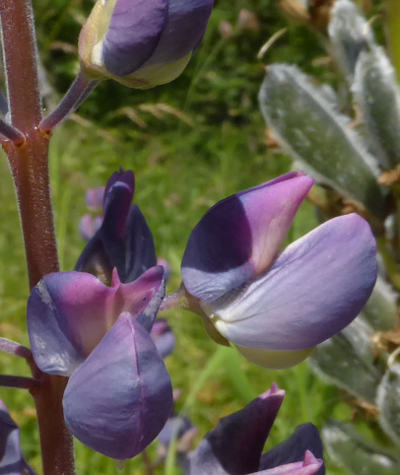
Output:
377,363,400,446
353,47,400,170
259,64,386,217
309,318,382,403
322,421,400,475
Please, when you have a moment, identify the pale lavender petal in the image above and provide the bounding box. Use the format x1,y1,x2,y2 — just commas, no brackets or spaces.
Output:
0,401,36,474
255,451,323,475
182,172,314,303
28,267,165,376
143,0,214,68
151,319,175,358
103,0,168,76
260,424,324,474
63,312,173,459
186,384,285,474
79,215,102,241
210,214,377,350
85,186,105,210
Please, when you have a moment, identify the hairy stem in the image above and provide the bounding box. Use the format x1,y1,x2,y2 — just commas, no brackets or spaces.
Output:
0,1,75,474
40,71,98,131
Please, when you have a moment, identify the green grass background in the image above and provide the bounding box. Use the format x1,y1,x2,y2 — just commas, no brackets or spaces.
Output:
0,0,383,472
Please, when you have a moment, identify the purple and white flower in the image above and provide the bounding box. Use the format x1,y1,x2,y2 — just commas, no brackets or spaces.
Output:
181,172,377,368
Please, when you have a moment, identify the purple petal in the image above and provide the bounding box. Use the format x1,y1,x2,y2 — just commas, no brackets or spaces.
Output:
0,401,36,474
63,312,173,459
103,0,168,76
255,451,323,475
151,319,175,358
210,214,377,350
182,172,314,303
142,0,214,68
76,202,157,283
187,384,285,474
260,424,324,474
28,267,165,376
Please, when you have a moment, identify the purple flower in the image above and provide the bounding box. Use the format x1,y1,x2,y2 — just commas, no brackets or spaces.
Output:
185,383,324,474
79,0,214,89
76,170,157,284
79,186,105,241
0,400,36,474
27,266,173,459
181,172,377,368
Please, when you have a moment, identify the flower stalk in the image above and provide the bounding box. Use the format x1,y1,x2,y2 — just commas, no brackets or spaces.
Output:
0,1,74,474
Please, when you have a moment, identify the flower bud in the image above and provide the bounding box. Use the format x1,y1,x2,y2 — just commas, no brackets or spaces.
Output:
79,0,214,89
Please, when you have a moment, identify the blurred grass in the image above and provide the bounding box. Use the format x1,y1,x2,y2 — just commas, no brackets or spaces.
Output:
0,0,368,472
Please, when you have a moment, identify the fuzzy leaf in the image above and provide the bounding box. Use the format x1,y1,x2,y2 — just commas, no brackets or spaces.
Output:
377,363,400,445
259,64,386,216
309,318,382,403
322,421,400,475
328,0,374,81
362,276,398,331
353,47,400,170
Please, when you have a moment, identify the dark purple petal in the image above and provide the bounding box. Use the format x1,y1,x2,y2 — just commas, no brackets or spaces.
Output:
151,319,175,357
63,312,173,459
76,176,156,283
254,451,323,475
103,0,168,76
123,205,158,282
28,267,165,376
103,170,134,210
0,401,36,474
260,424,324,474
186,384,285,474
182,172,314,303
210,214,377,350
143,0,214,67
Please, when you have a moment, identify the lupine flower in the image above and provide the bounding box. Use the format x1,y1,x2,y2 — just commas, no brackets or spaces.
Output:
0,400,36,474
79,0,214,89
76,170,157,284
27,266,173,459
181,171,377,369
151,319,175,358
79,186,105,241
185,383,324,474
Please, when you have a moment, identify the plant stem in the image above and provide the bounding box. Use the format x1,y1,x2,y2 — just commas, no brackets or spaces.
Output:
0,1,75,474
40,71,98,131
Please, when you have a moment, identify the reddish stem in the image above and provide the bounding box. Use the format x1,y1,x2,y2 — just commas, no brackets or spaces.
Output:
0,1,75,474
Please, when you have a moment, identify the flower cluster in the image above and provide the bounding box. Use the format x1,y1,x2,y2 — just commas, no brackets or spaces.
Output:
24,168,377,461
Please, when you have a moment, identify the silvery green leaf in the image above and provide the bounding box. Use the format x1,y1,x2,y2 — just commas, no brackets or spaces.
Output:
353,47,400,170
362,276,398,331
309,318,381,403
259,64,386,216
323,421,400,475
377,363,400,445
328,0,375,81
